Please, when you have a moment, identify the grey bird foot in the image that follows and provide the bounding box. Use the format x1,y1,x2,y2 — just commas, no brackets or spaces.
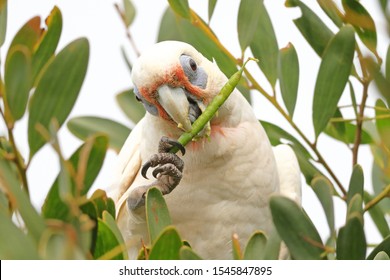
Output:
127,136,185,210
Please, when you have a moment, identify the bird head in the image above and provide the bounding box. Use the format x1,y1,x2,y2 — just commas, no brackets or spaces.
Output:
131,41,226,135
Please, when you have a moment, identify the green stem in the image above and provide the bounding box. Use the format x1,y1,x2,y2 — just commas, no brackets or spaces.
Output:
364,184,390,212
170,58,256,153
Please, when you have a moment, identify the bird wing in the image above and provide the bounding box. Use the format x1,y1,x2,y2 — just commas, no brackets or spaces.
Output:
273,144,302,205
110,117,145,218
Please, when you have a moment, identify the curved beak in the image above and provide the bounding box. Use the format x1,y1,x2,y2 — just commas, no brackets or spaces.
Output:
157,85,193,131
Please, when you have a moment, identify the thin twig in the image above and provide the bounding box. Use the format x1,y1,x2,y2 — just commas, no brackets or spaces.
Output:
114,3,140,57
352,45,370,166
0,106,30,196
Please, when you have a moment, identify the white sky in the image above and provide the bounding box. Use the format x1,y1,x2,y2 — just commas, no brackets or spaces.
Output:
1,0,388,246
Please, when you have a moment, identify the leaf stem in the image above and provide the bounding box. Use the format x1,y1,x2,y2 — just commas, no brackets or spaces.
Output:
352,45,370,166
114,3,140,57
0,106,30,196
364,184,390,212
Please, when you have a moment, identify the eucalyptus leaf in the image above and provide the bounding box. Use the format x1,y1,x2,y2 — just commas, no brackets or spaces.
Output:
237,0,262,51
243,231,267,260
9,16,41,52
311,176,335,233
367,235,390,259
94,218,125,260
32,6,62,82
0,0,7,47
317,0,343,27
313,26,356,138
180,246,202,260
347,165,364,205
373,251,390,260
249,1,278,87
270,196,325,260
4,45,32,121
168,0,190,20
123,0,136,27
278,43,299,117
208,0,217,22
158,7,237,77
337,216,366,260
102,211,128,259
28,38,89,157
149,226,182,260
286,0,333,57
342,0,378,57
67,116,130,153
146,187,172,244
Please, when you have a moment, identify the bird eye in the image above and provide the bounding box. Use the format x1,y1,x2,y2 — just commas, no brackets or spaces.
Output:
189,59,197,71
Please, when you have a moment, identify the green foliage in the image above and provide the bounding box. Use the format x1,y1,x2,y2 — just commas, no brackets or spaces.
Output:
1,0,390,261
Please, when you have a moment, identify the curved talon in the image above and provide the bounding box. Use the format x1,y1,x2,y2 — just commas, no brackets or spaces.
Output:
171,140,186,156
152,167,161,179
160,136,186,155
141,162,152,179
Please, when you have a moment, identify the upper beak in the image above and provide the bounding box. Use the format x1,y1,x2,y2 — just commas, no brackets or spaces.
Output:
157,85,193,131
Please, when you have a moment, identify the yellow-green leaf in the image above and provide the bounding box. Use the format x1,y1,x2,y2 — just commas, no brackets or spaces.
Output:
4,45,32,121
237,0,262,51
208,0,217,22
250,1,279,87
278,43,299,117
0,0,7,47
123,0,136,27
9,16,41,52
149,226,182,260
28,38,89,158
270,196,325,260
67,116,130,153
317,0,343,27
342,0,378,57
32,6,62,82
168,0,190,20
146,187,172,244
158,7,237,77
313,26,355,138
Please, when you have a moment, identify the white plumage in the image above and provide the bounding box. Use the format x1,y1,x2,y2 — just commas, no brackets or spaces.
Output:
111,41,301,259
